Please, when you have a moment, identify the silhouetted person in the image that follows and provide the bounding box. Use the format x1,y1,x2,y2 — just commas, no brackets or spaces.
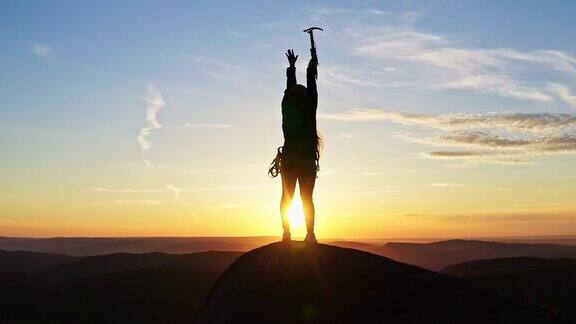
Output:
278,49,321,243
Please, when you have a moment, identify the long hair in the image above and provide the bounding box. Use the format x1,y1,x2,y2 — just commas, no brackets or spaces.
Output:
315,131,324,159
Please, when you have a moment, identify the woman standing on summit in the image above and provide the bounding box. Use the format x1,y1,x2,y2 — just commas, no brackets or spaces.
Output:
270,48,321,243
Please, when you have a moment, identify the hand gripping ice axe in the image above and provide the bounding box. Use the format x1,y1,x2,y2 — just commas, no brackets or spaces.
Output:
303,27,323,65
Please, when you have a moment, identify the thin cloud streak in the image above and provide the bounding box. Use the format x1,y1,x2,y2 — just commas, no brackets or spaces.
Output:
320,109,576,132
353,29,575,102
91,187,166,193
31,44,55,58
423,182,462,188
114,199,166,206
322,108,576,165
194,56,271,93
434,131,576,153
314,8,576,106
131,85,223,229
424,132,576,164
91,185,254,194
136,84,165,157
172,123,234,129
339,132,355,139
549,83,576,109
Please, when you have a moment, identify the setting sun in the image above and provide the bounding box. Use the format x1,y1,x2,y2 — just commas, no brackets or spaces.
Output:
288,196,305,232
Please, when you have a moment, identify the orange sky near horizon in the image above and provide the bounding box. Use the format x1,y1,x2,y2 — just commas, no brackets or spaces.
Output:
2,2,576,239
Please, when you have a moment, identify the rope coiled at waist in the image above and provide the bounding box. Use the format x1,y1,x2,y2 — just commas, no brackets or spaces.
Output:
268,144,320,178
268,147,283,178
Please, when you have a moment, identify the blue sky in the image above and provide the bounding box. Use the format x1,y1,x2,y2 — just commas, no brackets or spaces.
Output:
1,0,576,237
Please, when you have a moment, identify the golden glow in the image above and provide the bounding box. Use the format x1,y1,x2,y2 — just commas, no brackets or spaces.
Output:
2,130,576,238
288,198,305,231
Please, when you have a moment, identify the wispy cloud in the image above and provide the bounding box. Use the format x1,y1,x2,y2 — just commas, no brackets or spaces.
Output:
485,188,512,192
426,150,535,166
438,212,575,224
211,204,245,210
136,84,165,160
114,199,166,206
321,109,576,132
164,184,181,198
310,6,576,165
433,131,576,153
339,132,355,139
423,132,576,164
323,108,576,165
360,172,382,176
91,187,166,193
91,185,184,199
194,56,269,93
320,64,380,91
313,8,576,106
172,123,233,129
423,182,462,188
91,185,253,194
549,83,576,110
31,44,55,58
187,185,254,192
345,186,397,195
354,30,576,102
318,169,337,176
193,56,243,70
131,85,219,227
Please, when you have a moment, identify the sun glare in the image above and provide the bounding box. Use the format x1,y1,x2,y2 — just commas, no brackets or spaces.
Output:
289,198,305,231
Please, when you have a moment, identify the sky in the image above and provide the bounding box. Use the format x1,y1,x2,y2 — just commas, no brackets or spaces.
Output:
1,0,576,238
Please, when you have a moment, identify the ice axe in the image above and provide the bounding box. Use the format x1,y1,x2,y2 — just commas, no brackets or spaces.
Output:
303,27,323,64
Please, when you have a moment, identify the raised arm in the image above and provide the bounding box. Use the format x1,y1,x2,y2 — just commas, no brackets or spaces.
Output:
306,49,318,111
285,49,297,91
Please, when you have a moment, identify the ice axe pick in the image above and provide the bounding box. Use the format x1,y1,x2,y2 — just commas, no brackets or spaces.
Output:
303,27,323,62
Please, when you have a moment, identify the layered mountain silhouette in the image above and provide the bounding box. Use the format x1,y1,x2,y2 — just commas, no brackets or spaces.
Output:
2,237,574,270
379,239,576,270
46,250,242,281
197,242,560,323
1,239,575,323
0,249,242,323
0,249,77,273
443,257,576,322
0,236,275,256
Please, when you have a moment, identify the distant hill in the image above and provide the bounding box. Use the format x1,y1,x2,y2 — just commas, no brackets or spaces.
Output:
442,257,576,322
0,236,275,256
442,257,576,277
2,238,576,322
328,240,385,255
0,250,242,322
197,242,560,323
380,239,576,270
56,268,222,323
47,251,242,280
0,249,77,273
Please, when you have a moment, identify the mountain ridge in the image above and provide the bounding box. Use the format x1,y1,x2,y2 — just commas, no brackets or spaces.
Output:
197,241,561,323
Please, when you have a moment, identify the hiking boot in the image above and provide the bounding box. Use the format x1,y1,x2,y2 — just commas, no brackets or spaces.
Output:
304,232,318,244
282,230,291,241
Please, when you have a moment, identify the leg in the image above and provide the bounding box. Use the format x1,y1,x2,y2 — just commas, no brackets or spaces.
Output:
298,169,316,235
280,166,297,235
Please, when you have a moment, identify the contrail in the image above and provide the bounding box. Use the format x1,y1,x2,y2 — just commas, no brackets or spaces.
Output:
137,84,165,166
136,84,220,230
